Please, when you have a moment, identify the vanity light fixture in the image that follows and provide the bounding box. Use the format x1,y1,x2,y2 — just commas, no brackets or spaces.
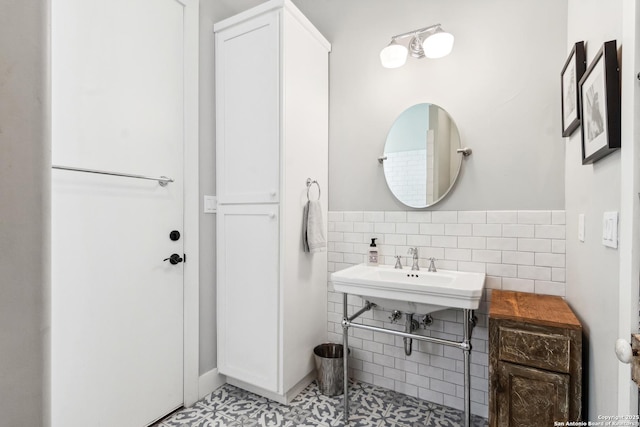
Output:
380,24,454,68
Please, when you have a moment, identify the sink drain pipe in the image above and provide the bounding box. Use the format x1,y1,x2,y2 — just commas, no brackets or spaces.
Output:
403,313,419,356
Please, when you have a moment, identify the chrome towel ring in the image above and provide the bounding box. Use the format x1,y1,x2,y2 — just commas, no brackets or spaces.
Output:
306,178,321,201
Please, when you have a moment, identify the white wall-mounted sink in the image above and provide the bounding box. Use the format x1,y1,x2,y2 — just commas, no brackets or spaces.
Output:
330,264,486,315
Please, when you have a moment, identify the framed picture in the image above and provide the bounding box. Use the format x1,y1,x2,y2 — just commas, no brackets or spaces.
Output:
561,41,586,137
579,40,620,164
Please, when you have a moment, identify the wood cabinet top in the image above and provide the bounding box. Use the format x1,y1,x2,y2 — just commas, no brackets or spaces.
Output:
490,290,581,330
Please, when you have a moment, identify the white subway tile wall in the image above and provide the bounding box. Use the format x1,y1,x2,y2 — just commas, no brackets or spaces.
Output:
383,150,428,207
326,210,566,418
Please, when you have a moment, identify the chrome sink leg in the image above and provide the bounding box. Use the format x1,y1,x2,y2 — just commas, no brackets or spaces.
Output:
463,309,472,427
342,293,349,425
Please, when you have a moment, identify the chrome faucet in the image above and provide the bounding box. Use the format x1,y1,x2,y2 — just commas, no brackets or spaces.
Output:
394,255,403,269
408,247,419,271
428,257,437,272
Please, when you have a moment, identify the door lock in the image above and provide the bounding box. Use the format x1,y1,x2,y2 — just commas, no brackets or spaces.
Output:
163,254,183,265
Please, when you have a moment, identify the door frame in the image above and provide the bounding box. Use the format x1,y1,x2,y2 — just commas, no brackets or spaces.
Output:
618,0,640,416
179,0,200,407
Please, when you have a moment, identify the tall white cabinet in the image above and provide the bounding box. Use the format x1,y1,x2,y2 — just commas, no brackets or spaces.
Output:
214,0,330,402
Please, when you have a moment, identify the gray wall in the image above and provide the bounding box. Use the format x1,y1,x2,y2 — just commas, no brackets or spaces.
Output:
565,0,622,418
295,0,567,211
199,0,217,376
0,0,50,426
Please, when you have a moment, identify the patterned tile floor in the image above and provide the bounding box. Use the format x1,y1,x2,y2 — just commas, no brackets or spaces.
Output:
153,380,488,427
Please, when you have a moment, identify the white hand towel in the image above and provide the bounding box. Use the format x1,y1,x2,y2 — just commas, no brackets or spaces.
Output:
302,201,310,252
306,200,326,253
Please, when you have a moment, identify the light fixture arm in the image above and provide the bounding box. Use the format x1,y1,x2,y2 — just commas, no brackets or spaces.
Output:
390,24,441,41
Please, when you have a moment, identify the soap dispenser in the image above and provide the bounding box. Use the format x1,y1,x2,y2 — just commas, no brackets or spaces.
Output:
367,238,379,266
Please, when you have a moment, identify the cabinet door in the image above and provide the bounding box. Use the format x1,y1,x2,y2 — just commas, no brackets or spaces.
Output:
215,12,280,204
217,204,279,392
496,362,569,427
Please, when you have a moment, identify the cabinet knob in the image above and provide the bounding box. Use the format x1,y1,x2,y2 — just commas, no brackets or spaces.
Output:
270,190,277,197
269,212,276,219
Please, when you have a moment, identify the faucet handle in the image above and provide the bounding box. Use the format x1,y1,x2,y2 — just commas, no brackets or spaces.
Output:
407,247,418,255
394,255,403,269
428,257,437,272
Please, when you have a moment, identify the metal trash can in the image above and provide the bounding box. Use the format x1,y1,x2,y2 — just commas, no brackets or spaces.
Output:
313,343,345,396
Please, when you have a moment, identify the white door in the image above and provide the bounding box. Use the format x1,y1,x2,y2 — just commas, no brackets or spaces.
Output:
217,204,279,392
52,1,187,425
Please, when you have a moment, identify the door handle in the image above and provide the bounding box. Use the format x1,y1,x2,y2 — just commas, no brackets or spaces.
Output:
163,254,183,265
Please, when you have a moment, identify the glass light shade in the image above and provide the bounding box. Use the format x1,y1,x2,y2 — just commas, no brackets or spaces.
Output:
422,29,454,59
380,40,408,68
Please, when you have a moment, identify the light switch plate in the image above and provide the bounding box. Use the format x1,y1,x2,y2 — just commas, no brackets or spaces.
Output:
578,214,585,242
602,211,618,248
204,195,217,214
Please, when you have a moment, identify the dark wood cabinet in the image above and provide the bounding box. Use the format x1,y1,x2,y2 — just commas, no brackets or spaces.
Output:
489,290,582,427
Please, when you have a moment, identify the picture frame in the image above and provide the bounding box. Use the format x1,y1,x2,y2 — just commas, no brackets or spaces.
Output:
579,40,620,164
561,41,586,137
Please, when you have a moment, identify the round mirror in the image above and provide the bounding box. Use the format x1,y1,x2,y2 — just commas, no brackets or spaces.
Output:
382,103,462,208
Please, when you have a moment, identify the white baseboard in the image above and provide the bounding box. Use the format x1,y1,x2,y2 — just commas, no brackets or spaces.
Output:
227,370,316,405
198,368,227,400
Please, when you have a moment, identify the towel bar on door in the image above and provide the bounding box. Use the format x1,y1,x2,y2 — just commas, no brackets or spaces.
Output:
52,165,174,186
306,178,321,201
